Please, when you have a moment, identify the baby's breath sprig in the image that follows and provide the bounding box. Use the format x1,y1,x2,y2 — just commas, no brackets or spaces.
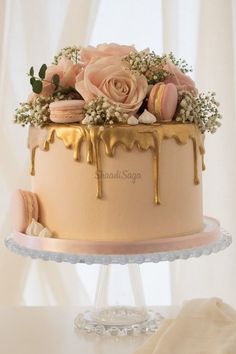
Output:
123,51,169,84
83,97,129,126
175,91,221,134
166,52,192,73
52,46,82,64
14,93,65,127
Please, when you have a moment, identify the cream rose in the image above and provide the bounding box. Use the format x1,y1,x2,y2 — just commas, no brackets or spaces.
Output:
164,60,197,95
80,43,136,65
75,56,148,114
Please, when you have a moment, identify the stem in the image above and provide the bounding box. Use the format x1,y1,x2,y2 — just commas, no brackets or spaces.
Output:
28,74,66,91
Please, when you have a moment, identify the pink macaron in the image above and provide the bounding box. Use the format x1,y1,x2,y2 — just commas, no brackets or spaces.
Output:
49,100,85,123
11,190,39,233
148,83,178,122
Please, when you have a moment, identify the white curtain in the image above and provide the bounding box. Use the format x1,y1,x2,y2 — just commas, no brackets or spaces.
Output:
0,0,101,305
1,0,236,306
169,0,236,307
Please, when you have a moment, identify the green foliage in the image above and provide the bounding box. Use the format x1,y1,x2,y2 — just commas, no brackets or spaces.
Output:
84,96,128,125
124,50,193,84
167,52,192,73
29,66,34,76
14,96,52,127
14,93,66,127
123,51,170,84
53,46,81,64
32,80,43,94
175,91,221,134
30,77,35,86
52,74,60,89
28,63,71,96
28,65,45,93
38,64,47,79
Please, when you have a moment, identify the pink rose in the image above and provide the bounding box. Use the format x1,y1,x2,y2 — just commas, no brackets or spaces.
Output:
164,60,197,95
29,58,82,101
75,56,148,114
80,43,136,65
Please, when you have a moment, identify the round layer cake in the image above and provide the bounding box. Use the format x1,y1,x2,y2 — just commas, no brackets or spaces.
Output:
11,43,222,253
28,122,205,243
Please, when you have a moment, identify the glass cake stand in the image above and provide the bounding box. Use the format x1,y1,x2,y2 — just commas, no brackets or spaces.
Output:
5,217,232,336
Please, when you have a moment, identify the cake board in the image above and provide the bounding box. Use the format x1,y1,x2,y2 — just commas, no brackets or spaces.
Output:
5,216,232,336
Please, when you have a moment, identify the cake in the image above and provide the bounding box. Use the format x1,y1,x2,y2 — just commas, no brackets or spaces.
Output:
12,44,221,254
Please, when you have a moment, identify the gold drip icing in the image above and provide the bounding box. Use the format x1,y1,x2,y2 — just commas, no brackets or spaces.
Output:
202,155,206,171
28,123,205,204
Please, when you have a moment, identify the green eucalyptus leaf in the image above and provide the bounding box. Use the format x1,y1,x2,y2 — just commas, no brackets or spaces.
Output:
29,66,34,76
32,80,43,94
52,74,60,86
38,64,47,79
30,77,36,86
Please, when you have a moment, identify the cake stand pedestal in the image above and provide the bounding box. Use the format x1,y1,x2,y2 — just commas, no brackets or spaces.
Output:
74,264,163,336
5,217,232,336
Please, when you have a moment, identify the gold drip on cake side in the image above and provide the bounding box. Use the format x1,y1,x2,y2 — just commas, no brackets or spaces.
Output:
28,123,205,204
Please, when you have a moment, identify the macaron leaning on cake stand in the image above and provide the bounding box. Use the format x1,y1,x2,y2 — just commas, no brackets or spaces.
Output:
11,190,51,237
11,190,39,233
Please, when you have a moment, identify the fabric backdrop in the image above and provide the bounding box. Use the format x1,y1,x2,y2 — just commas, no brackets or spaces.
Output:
0,0,235,306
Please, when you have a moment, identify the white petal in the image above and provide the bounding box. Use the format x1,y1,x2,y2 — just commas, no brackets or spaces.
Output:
82,116,93,124
26,218,53,238
26,218,44,236
127,116,139,125
39,228,52,238
138,109,156,124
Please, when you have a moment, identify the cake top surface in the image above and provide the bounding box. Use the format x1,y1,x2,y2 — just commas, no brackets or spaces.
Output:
14,43,221,134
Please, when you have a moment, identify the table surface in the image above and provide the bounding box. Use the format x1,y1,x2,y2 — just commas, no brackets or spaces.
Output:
0,306,177,354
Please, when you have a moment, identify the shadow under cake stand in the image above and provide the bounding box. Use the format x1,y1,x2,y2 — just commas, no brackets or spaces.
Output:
5,216,232,336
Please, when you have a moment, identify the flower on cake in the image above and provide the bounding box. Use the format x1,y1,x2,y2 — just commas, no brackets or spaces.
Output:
175,91,221,133
164,60,197,95
76,56,148,115
82,96,129,125
13,43,222,134
80,43,136,65
53,46,81,65
29,57,82,101
123,50,169,84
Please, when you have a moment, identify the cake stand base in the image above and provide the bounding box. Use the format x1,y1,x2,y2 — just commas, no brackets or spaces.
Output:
73,264,164,336
74,307,163,336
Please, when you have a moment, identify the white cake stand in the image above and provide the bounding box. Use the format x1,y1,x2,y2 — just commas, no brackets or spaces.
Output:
5,217,232,336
